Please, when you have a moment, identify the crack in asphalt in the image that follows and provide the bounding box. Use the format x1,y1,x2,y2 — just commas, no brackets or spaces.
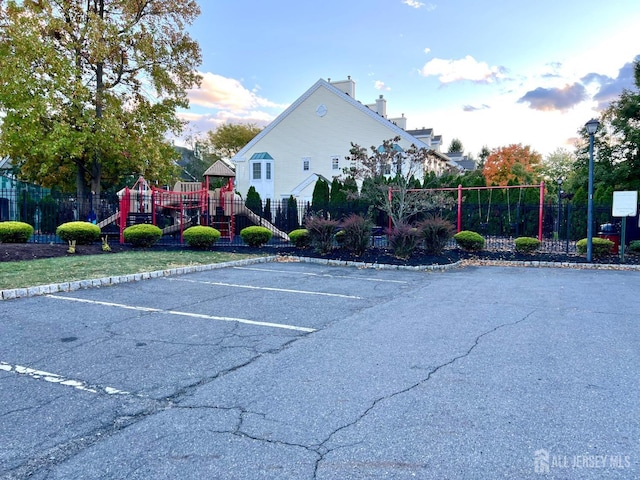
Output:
308,309,538,478
3,271,538,480
1,330,312,480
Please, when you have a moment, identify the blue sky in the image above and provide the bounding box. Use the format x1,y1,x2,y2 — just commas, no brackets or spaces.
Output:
180,0,640,158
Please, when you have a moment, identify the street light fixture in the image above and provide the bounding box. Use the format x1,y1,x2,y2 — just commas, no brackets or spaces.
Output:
585,118,600,262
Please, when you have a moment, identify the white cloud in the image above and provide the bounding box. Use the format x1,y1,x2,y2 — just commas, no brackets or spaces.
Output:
403,0,424,8
420,55,506,84
187,72,287,111
374,80,391,91
423,47,431,55
403,0,436,10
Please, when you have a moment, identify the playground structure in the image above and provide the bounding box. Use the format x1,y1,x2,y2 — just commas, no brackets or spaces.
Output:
97,162,289,244
389,182,546,239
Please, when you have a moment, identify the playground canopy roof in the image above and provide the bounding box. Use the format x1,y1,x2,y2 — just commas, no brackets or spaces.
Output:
204,160,235,178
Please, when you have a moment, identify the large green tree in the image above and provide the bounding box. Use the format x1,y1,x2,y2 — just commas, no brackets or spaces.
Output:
540,148,576,197
569,59,640,197
447,138,463,153
0,0,202,200
201,123,263,162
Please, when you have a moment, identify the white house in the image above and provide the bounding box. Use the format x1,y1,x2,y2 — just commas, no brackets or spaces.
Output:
229,77,456,204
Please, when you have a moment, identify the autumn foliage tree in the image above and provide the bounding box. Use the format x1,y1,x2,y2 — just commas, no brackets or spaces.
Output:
482,144,542,186
0,0,202,201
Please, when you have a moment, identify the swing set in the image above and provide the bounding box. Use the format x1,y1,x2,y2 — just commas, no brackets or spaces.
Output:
477,185,526,234
388,182,545,239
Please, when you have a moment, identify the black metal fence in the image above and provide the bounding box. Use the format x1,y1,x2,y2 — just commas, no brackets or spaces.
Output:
1,183,638,251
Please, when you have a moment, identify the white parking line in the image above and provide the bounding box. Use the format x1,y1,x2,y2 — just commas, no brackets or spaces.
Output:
233,266,408,283
167,278,363,299
46,295,316,333
0,361,130,396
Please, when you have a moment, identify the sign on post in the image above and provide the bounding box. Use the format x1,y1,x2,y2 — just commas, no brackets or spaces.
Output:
612,191,638,217
612,191,638,262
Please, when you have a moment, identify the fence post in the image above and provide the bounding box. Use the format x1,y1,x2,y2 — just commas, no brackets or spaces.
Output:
457,184,462,232
565,203,571,254
387,188,392,233
538,181,544,240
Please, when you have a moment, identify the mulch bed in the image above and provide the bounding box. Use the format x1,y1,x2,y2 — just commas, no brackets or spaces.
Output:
1,242,638,266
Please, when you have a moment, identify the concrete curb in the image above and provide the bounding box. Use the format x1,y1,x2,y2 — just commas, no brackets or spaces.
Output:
0,256,279,301
3,254,639,301
278,255,463,272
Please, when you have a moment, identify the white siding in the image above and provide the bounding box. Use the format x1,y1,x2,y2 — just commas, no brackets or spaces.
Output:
235,85,424,200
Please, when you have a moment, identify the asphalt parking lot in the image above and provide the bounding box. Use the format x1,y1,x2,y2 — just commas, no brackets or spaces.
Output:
1,260,638,479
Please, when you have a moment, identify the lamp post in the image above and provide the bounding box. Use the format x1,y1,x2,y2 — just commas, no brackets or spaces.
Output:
557,178,563,239
585,118,600,262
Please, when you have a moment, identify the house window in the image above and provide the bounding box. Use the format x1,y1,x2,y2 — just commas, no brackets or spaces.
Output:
302,157,310,171
252,162,261,180
380,162,391,175
266,162,272,180
331,156,340,170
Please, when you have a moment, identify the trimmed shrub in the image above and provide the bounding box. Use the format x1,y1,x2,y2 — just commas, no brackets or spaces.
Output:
388,223,419,259
123,224,163,248
56,221,101,245
305,216,339,254
240,226,272,247
288,228,311,248
339,214,372,256
576,237,614,257
0,221,34,243
454,230,485,251
629,240,640,253
514,236,541,254
183,226,221,249
416,215,455,255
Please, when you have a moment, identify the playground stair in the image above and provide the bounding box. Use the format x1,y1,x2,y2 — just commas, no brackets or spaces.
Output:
210,215,232,239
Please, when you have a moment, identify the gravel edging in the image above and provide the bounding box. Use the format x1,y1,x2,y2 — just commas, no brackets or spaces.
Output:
458,259,640,270
3,254,639,301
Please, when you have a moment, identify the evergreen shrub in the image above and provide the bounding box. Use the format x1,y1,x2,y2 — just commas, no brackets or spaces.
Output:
514,236,541,254
288,229,311,248
576,237,614,257
0,221,34,243
183,226,221,249
56,221,101,245
240,226,272,247
453,230,485,251
123,224,162,248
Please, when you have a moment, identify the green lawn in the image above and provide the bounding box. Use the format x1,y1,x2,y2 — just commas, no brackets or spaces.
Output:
0,250,264,290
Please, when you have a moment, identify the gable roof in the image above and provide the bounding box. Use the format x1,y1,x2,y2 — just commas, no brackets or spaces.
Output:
290,173,332,196
230,79,431,162
203,160,236,177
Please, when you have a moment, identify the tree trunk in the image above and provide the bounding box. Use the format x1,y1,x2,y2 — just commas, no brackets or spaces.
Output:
91,0,105,215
